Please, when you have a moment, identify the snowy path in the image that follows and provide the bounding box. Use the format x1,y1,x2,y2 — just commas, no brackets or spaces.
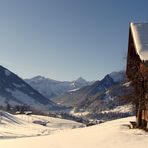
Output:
0,116,148,148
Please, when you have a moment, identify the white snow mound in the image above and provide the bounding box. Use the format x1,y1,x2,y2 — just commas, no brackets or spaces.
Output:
0,116,148,148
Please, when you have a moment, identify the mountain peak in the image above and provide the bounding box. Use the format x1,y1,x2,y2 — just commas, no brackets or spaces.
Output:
75,77,87,83
109,71,125,83
32,75,46,80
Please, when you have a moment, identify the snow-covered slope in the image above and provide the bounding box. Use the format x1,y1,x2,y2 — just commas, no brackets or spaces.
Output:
0,111,83,138
0,65,59,111
0,116,148,148
25,76,92,99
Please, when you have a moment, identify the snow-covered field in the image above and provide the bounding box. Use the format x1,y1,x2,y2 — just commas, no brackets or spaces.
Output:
0,111,83,138
101,104,133,114
0,114,148,148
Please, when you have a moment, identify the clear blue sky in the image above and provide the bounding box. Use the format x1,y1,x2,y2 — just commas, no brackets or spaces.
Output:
0,0,148,81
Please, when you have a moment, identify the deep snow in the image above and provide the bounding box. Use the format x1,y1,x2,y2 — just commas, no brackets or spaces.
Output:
0,111,83,138
131,22,148,61
0,115,148,148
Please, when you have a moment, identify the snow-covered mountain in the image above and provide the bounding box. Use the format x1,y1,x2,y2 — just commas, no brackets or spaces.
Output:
0,65,60,112
52,70,133,120
72,77,92,88
25,76,92,99
53,71,127,106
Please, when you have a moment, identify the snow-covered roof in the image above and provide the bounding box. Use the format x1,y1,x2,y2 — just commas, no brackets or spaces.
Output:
130,22,148,61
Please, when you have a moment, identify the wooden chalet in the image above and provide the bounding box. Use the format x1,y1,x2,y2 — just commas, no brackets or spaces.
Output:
126,22,148,128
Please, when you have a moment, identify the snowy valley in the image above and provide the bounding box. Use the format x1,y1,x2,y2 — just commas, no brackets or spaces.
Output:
1,0,148,147
0,65,134,122
0,63,145,148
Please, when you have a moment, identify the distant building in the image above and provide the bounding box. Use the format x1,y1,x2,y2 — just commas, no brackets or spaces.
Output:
126,22,148,128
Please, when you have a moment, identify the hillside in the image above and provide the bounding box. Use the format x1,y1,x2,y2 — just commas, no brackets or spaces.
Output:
0,65,59,112
0,116,147,148
0,111,83,138
53,71,131,111
51,71,134,120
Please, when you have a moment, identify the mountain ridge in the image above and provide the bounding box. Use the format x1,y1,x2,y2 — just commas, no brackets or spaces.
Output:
0,65,60,112
52,71,132,116
25,75,93,99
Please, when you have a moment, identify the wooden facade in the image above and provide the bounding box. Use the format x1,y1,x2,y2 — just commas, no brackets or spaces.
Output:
126,23,148,128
